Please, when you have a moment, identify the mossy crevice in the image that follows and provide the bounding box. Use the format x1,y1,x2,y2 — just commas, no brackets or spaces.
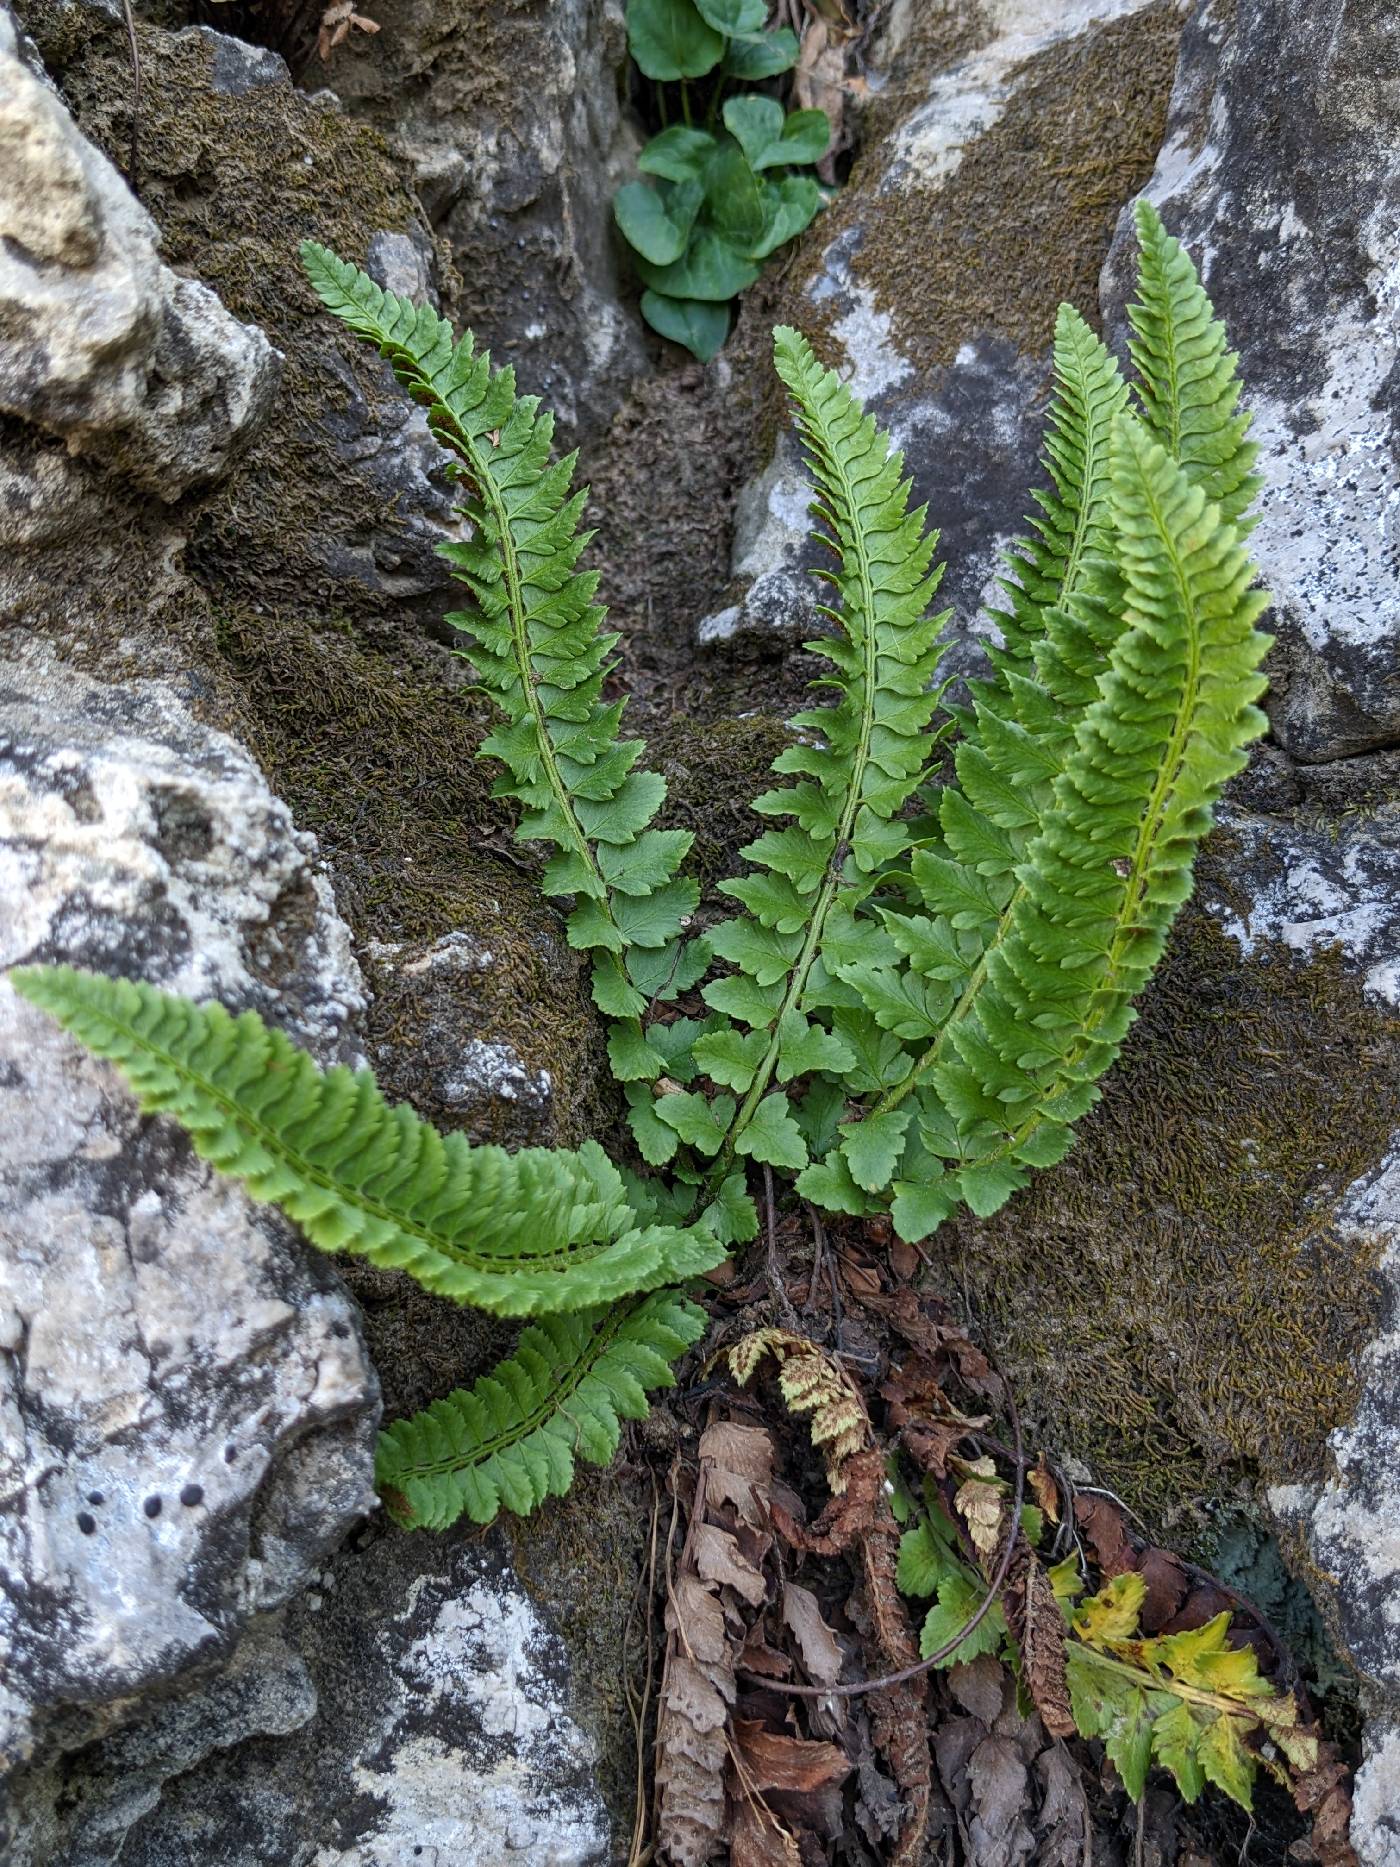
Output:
933,841,1398,1538
780,2,1185,381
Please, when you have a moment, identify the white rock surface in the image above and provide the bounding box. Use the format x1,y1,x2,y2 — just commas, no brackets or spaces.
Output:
0,7,279,501
73,1535,611,1865
0,647,378,1818
1102,0,1400,760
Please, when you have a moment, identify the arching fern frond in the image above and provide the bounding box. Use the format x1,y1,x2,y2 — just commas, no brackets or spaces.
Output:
859,416,1270,1238
673,327,949,1192
11,968,724,1313
300,244,704,1091
377,1289,706,1530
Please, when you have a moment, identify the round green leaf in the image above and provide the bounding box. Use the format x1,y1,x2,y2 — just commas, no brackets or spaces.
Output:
704,139,766,251
723,26,799,77
626,0,724,79
635,226,761,300
641,292,731,362
753,108,831,170
613,178,703,265
722,94,784,168
693,0,767,35
639,125,717,183
748,174,821,259
615,182,683,265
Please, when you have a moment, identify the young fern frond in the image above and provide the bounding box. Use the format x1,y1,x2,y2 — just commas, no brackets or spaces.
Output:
660,327,950,1195
300,244,704,1092
986,302,1129,673
1128,200,1260,528
864,419,1271,1238
795,212,1270,1239
377,1289,706,1530
10,968,724,1313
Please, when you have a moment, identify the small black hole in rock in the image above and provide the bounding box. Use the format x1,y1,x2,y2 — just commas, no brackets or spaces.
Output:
144,1495,162,1519
86,1490,104,1507
180,1483,205,1507
77,1512,96,1535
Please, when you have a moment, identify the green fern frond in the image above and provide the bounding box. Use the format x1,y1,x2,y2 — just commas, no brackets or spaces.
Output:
987,302,1129,671
859,416,1270,1237
678,326,949,1189
11,967,724,1312
300,243,703,1089
377,1289,706,1529
1127,200,1260,528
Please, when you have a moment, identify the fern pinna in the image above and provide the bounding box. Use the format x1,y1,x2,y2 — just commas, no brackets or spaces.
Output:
12,201,1269,1539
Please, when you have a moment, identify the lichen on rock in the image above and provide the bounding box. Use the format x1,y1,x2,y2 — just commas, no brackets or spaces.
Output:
0,645,379,1838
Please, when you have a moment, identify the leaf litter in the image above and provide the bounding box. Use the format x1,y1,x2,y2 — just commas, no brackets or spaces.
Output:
639,1207,1359,1866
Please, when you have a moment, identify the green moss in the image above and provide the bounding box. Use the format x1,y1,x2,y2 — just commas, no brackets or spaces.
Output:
931,842,1398,1538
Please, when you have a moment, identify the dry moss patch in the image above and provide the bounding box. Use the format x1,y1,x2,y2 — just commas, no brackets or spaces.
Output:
790,2,1183,377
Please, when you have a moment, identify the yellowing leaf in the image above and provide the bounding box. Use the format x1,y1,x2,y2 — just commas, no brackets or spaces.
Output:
1072,1570,1146,1645
1151,1700,1206,1804
1197,1710,1255,1810
1154,1613,1273,1703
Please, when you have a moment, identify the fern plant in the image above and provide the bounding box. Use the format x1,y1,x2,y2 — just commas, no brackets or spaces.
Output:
11,201,1270,1538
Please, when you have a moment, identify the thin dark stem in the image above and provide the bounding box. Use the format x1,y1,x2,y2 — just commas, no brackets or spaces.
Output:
120,0,141,192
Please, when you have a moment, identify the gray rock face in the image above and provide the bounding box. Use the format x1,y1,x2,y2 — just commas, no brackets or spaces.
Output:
0,648,379,1828
0,8,279,504
698,0,1183,655
103,1531,610,1866
1101,0,1400,762
322,0,647,443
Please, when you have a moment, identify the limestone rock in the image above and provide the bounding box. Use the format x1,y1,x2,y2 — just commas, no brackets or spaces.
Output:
0,647,379,1826
1102,0,1400,762
96,1532,611,1866
5,12,459,628
697,0,1184,654
323,0,648,445
0,8,279,501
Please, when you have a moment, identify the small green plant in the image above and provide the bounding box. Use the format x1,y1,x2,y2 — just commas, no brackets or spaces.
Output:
895,1484,1323,1814
13,202,1270,1546
617,0,829,359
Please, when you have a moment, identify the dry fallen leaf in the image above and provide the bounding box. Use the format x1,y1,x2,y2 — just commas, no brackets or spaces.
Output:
782,1582,843,1687
316,0,380,61
733,1721,852,1794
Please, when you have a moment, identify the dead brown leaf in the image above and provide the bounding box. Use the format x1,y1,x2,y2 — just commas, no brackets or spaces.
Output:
1003,1537,1074,1740
729,1793,802,1867
782,1583,843,1687
733,1721,852,1794
694,1520,768,1607
1027,1455,1060,1526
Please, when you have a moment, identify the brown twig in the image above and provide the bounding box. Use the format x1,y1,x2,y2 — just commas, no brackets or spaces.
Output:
744,1356,1026,1699
119,0,141,193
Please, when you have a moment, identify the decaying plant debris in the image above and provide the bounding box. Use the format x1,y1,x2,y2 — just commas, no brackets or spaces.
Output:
637,1208,1359,1866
